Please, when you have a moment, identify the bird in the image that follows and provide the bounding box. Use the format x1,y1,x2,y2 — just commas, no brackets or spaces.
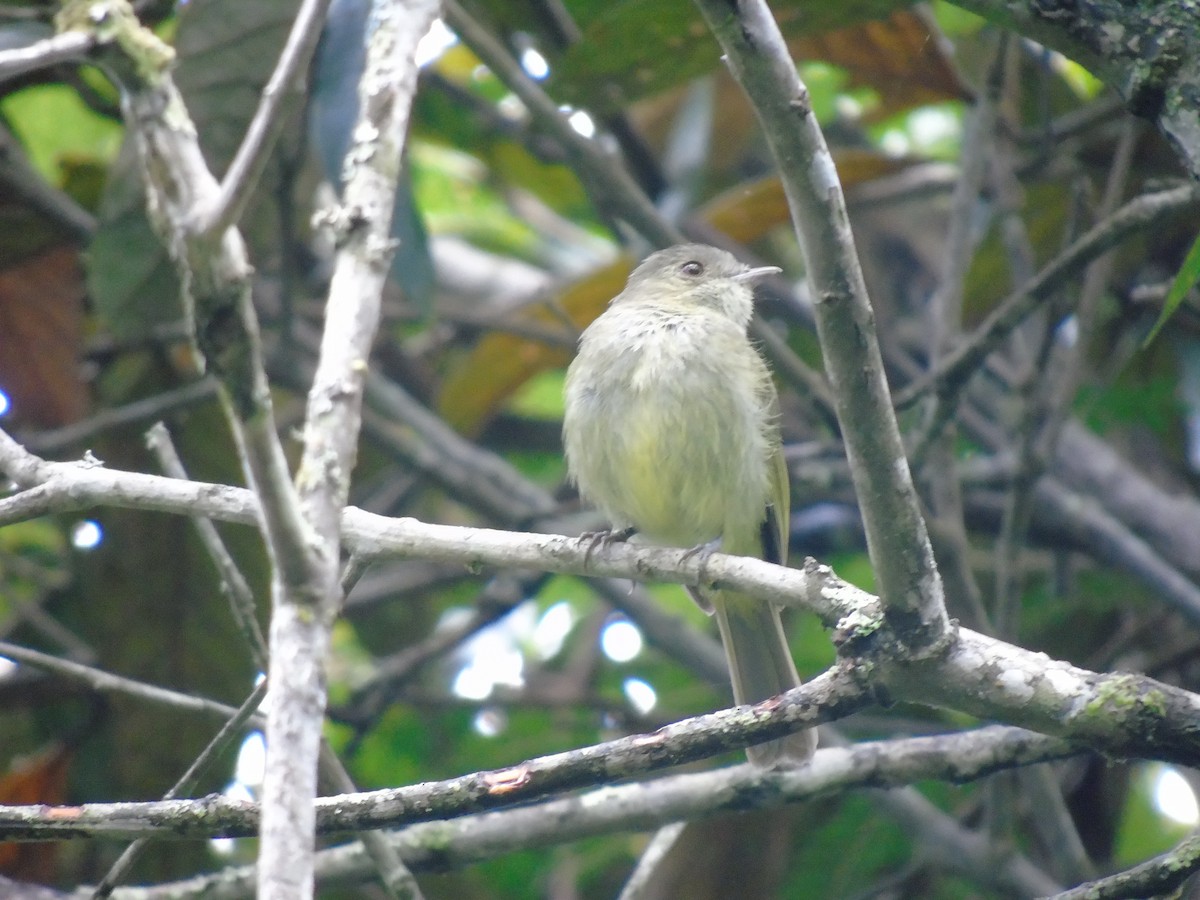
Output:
562,243,816,767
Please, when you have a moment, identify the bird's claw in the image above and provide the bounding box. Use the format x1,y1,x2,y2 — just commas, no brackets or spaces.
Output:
579,526,636,567
681,538,724,591
680,537,722,567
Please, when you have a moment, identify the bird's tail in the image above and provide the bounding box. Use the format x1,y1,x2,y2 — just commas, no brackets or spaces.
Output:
713,593,816,768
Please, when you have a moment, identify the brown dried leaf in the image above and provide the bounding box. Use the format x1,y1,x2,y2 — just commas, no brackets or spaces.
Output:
704,151,912,243
438,256,632,435
793,9,972,120
0,245,87,428
0,744,72,878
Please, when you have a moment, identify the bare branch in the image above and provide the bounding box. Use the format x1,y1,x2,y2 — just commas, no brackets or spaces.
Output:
0,28,93,80
441,0,675,247
92,680,270,899
897,183,1200,418
22,379,219,456
0,663,868,842
192,0,333,236
145,422,268,668
99,730,1067,898
694,0,949,647
0,121,96,241
617,823,688,900
257,0,438,894
0,718,1075,846
271,329,560,526
5,433,1200,764
0,640,263,726
1046,828,1200,899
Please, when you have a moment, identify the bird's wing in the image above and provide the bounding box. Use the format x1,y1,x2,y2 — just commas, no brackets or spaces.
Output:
763,385,790,568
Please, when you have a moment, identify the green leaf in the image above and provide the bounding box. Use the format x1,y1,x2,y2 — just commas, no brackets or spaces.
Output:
86,140,183,339
0,82,122,186
1144,228,1200,346
550,0,902,115
88,0,304,340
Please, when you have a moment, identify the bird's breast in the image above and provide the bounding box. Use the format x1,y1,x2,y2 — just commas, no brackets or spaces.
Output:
564,314,771,546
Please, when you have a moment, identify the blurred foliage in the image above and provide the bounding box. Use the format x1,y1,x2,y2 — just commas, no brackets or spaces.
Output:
1,0,1199,896
411,141,545,256
1113,764,1193,865
0,81,121,184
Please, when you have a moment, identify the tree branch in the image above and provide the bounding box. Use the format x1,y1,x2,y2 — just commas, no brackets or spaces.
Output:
0,28,93,81
4,432,1200,765
0,720,1074,847
441,0,675,248
145,422,268,668
191,0,333,236
21,379,219,456
954,0,1200,179
694,0,949,648
896,183,1200,421
255,0,438,894
0,639,265,726
1047,827,1200,900
0,663,868,841
112,729,1068,898
91,681,270,899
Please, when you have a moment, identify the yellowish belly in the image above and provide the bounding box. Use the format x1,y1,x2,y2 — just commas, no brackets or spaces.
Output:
606,397,759,546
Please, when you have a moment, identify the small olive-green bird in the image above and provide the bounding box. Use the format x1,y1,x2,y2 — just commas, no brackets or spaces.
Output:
563,243,816,767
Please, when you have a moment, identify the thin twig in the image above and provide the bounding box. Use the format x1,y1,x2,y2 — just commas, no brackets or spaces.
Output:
994,119,1140,641
0,29,93,80
1033,120,1140,460
273,325,560,526
193,0,333,236
317,743,424,900
145,422,268,668
916,35,1003,634
335,572,535,738
91,680,271,898
0,639,264,725
1032,478,1200,625
442,0,675,248
616,823,687,900
23,379,219,455
896,183,1200,416
1021,764,1094,885
0,121,96,241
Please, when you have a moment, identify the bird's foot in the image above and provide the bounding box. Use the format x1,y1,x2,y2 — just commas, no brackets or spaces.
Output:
680,538,723,613
680,536,722,567
579,526,636,566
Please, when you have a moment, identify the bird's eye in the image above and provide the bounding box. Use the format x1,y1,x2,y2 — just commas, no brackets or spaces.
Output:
680,260,704,276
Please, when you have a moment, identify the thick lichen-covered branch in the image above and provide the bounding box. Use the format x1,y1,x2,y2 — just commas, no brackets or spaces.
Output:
954,0,1200,179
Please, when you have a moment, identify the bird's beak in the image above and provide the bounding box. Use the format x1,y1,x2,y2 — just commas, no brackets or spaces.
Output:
732,265,782,283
